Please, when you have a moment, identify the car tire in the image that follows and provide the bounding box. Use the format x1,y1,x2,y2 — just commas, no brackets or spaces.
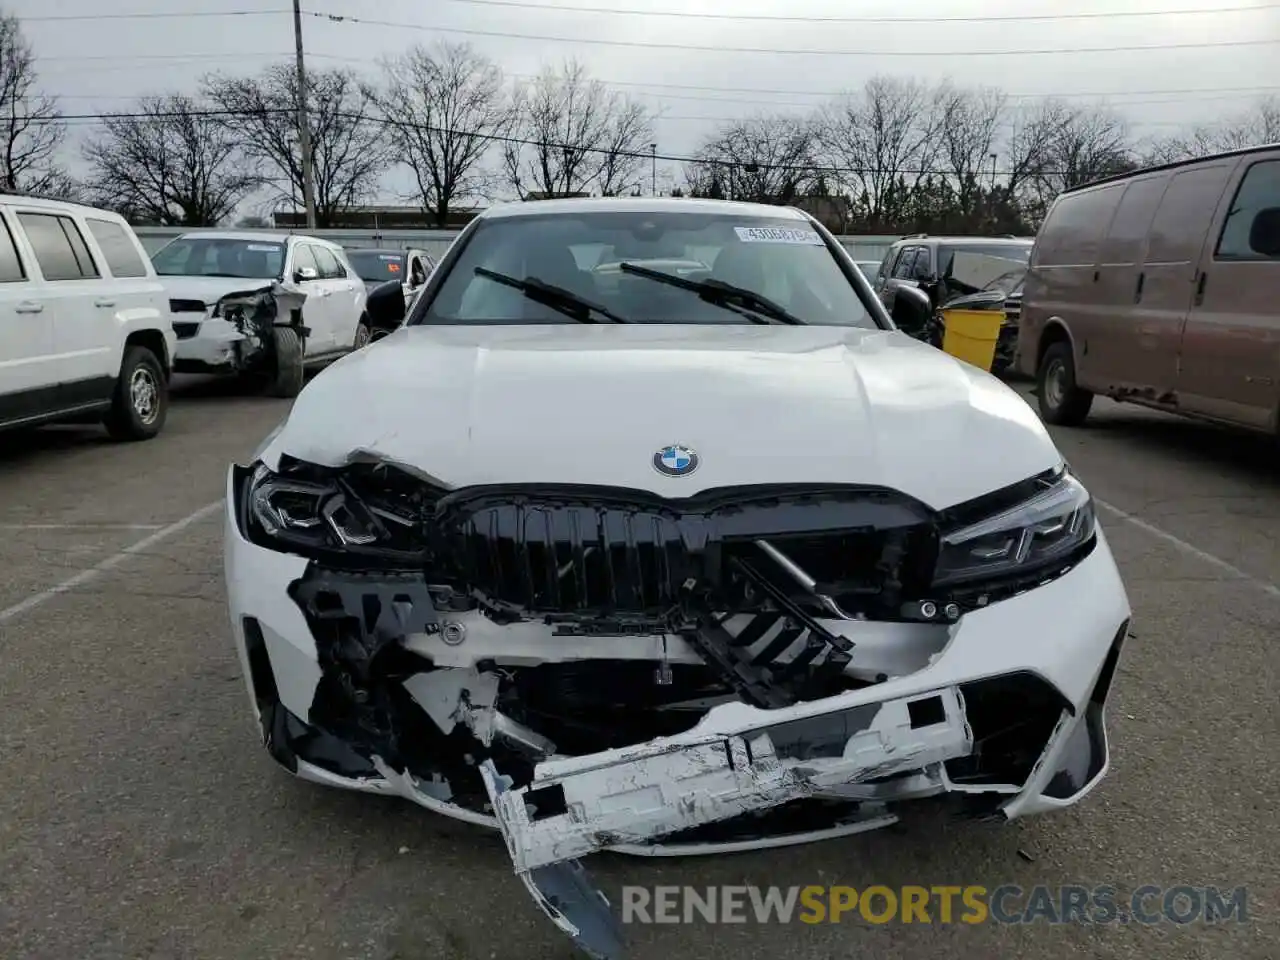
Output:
353,318,371,351
104,345,168,441
268,326,305,398
1036,340,1093,426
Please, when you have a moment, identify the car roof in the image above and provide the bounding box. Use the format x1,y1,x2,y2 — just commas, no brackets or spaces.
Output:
0,193,129,220
171,230,335,246
894,236,1033,246
345,247,407,254
477,197,814,221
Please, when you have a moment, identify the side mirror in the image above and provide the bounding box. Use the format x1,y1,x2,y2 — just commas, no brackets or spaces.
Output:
293,265,318,283
1248,206,1280,258
890,284,932,335
367,278,406,333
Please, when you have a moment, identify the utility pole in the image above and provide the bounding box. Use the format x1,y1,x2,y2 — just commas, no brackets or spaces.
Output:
650,142,657,196
292,0,318,229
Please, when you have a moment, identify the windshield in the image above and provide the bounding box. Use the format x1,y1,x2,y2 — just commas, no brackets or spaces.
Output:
347,251,405,283
415,210,878,328
151,237,285,279
937,243,1031,297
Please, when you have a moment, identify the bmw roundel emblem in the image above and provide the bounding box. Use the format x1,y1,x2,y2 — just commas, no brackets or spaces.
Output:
653,443,700,477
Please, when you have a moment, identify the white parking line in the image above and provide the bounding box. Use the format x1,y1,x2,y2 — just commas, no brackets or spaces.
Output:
0,500,224,625
0,523,165,531
1096,499,1280,601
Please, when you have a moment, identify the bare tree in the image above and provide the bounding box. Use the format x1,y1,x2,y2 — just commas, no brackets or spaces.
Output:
934,84,1006,214
1016,100,1134,219
83,95,259,226
202,64,391,226
502,60,654,198
818,77,945,230
1144,96,1280,163
0,13,68,193
376,42,511,226
685,114,818,203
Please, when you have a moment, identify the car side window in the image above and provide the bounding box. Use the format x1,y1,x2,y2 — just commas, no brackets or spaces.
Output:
891,247,919,279
16,212,100,281
0,214,27,283
910,247,934,281
313,245,344,279
85,218,148,278
291,243,319,279
1216,160,1280,260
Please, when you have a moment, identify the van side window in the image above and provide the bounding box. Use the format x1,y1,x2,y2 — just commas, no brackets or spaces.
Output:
1037,185,1124,266
17,212,100,281
1099,176,1167,263
0,215,26,282
86,218,148,278
1146,165,1233,264
1216,160,1280,260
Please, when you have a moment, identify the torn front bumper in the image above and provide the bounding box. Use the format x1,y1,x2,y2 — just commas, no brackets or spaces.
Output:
223,464,1131,955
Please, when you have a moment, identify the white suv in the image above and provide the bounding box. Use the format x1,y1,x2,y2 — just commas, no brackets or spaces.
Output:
0,195,175,441
153,232,369,397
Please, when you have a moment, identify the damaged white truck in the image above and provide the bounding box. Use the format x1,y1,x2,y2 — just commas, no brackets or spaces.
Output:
223,199,1132,958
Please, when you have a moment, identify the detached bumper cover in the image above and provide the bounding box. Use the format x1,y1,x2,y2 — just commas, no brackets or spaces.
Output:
481,686,970,873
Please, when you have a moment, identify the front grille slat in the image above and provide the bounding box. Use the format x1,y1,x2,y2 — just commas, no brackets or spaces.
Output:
439,490,929,618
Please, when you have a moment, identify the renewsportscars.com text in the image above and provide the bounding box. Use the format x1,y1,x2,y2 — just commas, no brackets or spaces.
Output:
621,884,1248,926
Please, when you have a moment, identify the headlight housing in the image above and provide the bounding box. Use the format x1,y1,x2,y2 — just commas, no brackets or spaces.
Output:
241,458,433,561
933,470,1096,587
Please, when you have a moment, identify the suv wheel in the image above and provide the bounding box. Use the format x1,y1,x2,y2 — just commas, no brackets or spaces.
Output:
104,345,168,441
1036,340,1093,426
353,318,371,351
268,326,305,398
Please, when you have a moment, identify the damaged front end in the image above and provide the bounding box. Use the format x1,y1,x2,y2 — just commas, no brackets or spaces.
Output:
172,282,308,376
226,455,1127,957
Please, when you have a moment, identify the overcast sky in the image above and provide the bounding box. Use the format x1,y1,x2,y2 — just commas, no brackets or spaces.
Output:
12,0,1280,209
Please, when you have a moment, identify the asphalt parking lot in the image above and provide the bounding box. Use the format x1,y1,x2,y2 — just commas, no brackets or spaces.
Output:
1,375,1277,960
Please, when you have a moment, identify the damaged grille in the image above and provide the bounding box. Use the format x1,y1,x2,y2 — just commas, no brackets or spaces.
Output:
435,486,938,622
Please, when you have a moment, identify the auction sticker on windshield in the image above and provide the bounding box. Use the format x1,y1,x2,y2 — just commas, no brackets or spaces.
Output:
734,226,824,245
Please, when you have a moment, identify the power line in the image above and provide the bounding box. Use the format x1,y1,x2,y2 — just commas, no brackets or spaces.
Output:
303,9,1280,57
20,9,288,22
15,107,1247,175
404,0,1280,24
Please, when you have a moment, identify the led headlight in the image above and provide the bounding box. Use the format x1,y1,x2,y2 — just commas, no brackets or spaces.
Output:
241,458,441,562
933,471,1096,587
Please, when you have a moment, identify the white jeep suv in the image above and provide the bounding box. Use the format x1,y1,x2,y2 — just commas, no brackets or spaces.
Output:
0,194,175,441
153,232,369,397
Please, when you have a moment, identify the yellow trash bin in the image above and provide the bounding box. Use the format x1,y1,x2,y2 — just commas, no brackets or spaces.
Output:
940,308,1004,372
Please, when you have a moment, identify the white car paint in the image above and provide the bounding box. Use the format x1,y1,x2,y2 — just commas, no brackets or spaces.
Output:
0,195,175,437
155,231,368,374
224,197,1131,959
259,324,1057,510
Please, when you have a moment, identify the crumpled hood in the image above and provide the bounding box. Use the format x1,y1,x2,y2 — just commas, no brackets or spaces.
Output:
159,275,279,306
259,323,1061,510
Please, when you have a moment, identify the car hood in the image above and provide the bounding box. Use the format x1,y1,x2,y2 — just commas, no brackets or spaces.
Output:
158,275,279,305
259,323,1060,510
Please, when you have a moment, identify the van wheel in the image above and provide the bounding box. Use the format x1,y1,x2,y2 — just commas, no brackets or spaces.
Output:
1037,340,1093,426
268,326,305,398
104,345,168,441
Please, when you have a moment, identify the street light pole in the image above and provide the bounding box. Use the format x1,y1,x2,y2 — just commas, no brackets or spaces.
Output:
292,0,318,229
650,142,658,196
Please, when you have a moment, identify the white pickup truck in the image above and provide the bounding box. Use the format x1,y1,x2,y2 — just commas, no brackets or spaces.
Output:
0,194,176,441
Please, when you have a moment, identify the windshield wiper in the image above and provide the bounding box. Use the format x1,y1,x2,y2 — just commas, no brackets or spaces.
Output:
474,267,628,324
618,262,805,325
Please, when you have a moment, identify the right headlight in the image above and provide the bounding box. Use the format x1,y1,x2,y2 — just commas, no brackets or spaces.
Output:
933,471,1096,587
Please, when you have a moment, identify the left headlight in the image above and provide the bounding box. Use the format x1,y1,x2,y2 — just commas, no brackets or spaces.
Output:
241,460,427,560
933,471,1096,587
